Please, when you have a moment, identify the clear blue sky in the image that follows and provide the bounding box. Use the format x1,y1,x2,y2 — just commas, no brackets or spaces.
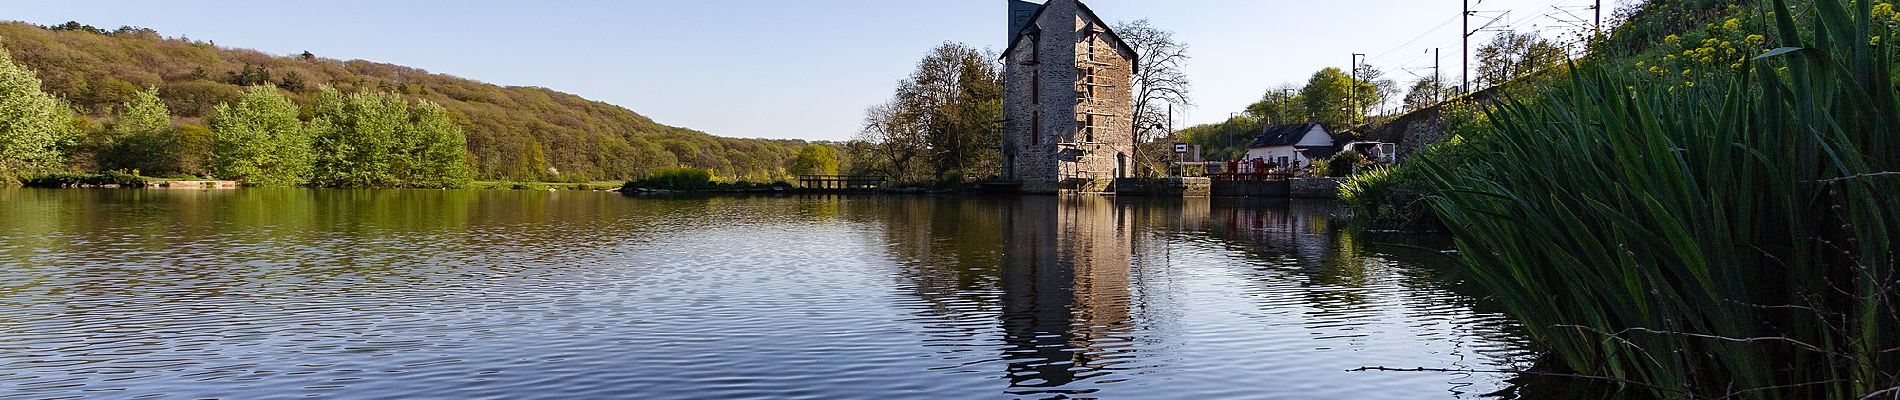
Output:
4,0,1603,141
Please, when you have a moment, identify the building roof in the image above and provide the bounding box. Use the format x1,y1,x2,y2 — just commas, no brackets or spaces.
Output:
1000,0,1140,74
1247,123,1328,148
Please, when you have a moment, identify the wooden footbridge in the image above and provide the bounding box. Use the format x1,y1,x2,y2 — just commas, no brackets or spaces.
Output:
797,175,885,193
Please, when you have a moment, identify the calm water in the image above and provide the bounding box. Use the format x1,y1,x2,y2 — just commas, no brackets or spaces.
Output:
0,189,1540,399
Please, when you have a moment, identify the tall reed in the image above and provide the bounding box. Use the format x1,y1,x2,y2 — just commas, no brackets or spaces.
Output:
1417,0,1898,397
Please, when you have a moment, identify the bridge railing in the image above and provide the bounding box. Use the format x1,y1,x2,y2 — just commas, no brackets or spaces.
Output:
797,175,886,191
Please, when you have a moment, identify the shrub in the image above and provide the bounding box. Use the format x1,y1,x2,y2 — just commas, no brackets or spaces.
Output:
625,167,713,191
20,171,148,188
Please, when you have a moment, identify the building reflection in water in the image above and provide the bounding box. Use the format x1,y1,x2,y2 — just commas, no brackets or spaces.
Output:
995,196,1138,393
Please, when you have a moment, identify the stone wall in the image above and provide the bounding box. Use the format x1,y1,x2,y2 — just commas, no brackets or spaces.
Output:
1289,178,1344,199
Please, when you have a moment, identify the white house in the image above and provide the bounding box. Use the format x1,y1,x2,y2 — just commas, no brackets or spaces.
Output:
1243,122,1338,169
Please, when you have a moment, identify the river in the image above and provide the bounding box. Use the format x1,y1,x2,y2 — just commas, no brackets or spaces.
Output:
0,189,1541,399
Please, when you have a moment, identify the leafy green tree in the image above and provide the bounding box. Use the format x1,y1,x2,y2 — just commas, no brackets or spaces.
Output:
172,123,212,177
210,85,311,186
1474,31,1567,88
856,42,1001,183
92,87,176,174
1244,84,1308,126
788,144,840,176
1402,76,1452,111
1299,67,1382,128
403,100,471,188
309,87,404,187
308,86,472,188
0,43,77,179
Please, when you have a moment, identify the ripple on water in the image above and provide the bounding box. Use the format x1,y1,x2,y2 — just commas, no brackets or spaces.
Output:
0,191,1538,399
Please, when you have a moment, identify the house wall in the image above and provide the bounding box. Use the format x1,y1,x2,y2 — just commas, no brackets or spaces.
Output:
1244,146,1310,167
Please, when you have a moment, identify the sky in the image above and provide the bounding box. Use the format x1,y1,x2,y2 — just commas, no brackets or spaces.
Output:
3,0,1610,141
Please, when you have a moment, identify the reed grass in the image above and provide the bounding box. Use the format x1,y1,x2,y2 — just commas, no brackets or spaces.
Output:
1415,0,1898,397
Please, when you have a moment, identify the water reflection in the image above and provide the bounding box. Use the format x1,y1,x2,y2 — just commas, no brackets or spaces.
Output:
0,190,1540,399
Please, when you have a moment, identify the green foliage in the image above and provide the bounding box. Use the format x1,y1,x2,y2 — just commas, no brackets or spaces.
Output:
88,87,180,174
1300,67,1383,128
1321,150,1367,177
1411,1,1900,396
851,42,1002,183
625,167,713,191
788,144,840,176
300,86,474,188
0,21,809,182
1244,85,1307,126
171,123,212,177
19,170,147,188
1173,115,1261,161
210,86,311,186
0,42,77,181
1473,31,1569,88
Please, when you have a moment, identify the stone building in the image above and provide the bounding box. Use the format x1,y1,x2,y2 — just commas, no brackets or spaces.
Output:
1001,0,1139,194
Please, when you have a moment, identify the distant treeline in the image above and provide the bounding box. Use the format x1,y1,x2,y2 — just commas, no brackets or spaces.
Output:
0,21,819,183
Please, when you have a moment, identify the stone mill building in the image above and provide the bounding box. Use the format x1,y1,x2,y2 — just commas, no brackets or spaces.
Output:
1001,0,1139,194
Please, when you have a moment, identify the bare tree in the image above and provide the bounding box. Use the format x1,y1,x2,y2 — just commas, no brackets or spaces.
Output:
855,100,926,181
1115,19,1192,175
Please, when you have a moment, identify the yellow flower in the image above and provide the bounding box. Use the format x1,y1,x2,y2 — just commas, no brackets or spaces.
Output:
1685,80,1696,87
1876,3,1896,20
1874,35,1884,47
1723,18,1742,30
1746,34,1766,46
1665,54,1679,61
1650,66,1667,74
1636,60,1647,67
1731,62,1744,69
1664,34,1681,44
1683,70,1694,78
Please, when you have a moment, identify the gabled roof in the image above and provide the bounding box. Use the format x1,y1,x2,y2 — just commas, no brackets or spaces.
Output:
1000,0,1140,74
1247,123,1329,148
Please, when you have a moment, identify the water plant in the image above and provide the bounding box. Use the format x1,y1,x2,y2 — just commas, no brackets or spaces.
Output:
1414,0,1899,397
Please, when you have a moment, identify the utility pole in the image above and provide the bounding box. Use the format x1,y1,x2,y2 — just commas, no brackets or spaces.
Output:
1280,88,1295,125
1350,53,1365,125
1594,0,1603,38
1433,48,1442,103
1463,0,1470,93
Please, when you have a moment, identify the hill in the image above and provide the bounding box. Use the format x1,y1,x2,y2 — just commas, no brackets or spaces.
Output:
0,21,807,182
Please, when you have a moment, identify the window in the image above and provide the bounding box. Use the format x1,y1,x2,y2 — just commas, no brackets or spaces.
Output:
1031,69,1039,104
1031,110,1041,145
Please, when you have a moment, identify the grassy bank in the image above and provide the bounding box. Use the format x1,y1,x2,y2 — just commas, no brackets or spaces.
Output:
1350,0,1900,397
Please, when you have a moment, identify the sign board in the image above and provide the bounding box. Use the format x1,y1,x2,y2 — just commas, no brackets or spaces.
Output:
1173,143,1189,153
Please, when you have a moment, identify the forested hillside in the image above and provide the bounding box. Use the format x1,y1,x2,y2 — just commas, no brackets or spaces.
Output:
0,21,807,182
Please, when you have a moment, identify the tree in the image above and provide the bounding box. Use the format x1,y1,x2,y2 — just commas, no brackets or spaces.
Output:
172,123,212,177
0,43,76,179
93,87,177,174
210,85,311,186
855,42,1001,183
1245,84,1307,126
308,86,471,188
403,100,471,188
1402,76,1453,111
1115,19,1193,173
1474,31,1567,88
788,144,840,176
855,100,925,181
1299,67,1382,128
308,87,406,188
